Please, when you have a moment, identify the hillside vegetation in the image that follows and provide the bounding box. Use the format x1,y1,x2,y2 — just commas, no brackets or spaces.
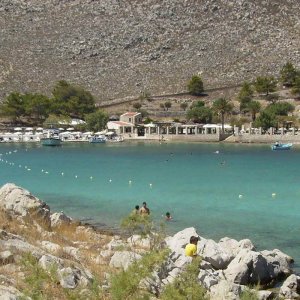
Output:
0,0,300,102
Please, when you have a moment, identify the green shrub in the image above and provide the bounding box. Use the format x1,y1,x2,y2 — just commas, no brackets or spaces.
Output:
159,257,207,300
240,289,259,300
110,249,170,300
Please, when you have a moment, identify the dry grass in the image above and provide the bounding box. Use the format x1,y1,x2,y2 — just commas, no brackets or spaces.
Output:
0,209,115,299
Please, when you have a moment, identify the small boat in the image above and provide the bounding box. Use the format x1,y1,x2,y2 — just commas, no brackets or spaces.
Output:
41,130,62,146
89,136,106,143
41,137,62,146
271,143,292,150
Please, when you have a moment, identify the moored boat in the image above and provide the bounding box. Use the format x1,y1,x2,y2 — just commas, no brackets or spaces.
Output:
271,142,292,150
41,137,62,146
41,130,62,146
89,136,106,143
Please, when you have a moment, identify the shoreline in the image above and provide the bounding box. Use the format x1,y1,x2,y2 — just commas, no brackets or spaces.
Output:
1,136,300,145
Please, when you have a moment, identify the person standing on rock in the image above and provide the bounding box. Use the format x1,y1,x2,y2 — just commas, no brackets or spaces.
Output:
185,236,199,257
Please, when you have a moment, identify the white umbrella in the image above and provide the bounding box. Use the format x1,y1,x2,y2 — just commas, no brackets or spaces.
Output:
58,128,65,131
67,128,74,131
14,127,22,131
105,131,115,135
83,132,93,135
25,127,33,131
36,127,43,131
60,132,71,136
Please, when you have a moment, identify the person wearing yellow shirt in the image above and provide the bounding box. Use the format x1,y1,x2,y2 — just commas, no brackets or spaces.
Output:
185,236,200,257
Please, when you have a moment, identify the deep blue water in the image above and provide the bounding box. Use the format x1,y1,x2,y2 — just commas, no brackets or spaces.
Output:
0,142,299,271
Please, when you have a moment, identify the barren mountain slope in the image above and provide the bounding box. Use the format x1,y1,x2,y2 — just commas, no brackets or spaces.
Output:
0,0,300,102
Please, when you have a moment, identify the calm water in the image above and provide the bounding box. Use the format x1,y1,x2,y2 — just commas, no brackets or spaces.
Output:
0,142,299,271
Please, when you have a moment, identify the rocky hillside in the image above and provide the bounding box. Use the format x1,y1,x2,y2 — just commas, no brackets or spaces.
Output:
0,183,300,299
0,0,300,103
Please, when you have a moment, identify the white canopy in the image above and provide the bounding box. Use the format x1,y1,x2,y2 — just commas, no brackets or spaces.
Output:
83,132,93,135
144,123,156,128
60,132,71,136
67,128,74,131
36,127,43,131
105,131,115,135
25,127,33,131
203,124,232,129
14,127,22,131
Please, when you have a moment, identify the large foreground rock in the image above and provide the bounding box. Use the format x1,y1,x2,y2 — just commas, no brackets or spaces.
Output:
279,274,300,299
225,248,292,285
0,183,50,228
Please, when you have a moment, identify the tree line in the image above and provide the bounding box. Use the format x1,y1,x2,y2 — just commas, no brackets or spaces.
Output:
0,80,108,132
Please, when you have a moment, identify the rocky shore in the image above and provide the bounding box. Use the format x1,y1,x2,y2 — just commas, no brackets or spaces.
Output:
0,183,299,299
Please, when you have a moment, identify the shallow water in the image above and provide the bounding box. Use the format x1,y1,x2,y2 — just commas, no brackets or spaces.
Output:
0,142,299,271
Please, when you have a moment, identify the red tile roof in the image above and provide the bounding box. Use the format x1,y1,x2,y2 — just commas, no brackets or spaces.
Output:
110,121,133,126
121,112,140,117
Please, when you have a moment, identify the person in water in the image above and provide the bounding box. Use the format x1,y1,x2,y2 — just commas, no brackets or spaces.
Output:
131,205,139,215
139,202,150,215
185,236,200,257
165,212,172,220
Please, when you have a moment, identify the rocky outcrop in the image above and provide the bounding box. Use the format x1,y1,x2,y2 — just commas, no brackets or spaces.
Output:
109,251,142,270
50,212,72,228
1,0,300,101
165,228,294,299
0,183,50,229
0,184,297,299
279,274,300,299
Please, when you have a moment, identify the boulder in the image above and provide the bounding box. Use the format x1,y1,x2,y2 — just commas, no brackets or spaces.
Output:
279,274,300,299
127,235,151,249
218,237,255,257
109,251,142,270
58,267,92,289
261,249,293,277
58,267,79,289
0,285,23,300
0,250,14,265
0,236,45,258
198,238,233,269
0,183,50,228
106,238,127,251
50,212,72,228
165,227,198,255
256,290,274,300
224,249,274,285
198,269,225,290
209,280,244,300
39,254,63,270
40,241,61,253
63,246,81,260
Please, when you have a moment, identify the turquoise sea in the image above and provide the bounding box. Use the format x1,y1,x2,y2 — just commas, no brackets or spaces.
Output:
0,142,299,271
